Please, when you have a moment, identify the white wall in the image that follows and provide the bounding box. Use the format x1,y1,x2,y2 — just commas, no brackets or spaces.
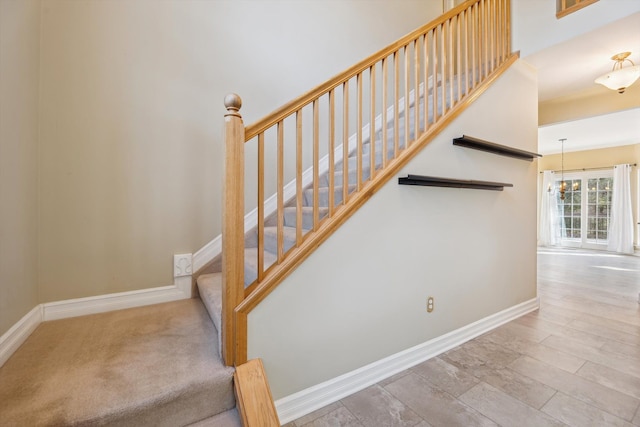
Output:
512,0,640,57
36,0,442,302
248,60,539,399
0,0,41,335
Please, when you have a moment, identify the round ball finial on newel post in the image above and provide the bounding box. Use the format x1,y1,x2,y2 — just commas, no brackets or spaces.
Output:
224,93,242,117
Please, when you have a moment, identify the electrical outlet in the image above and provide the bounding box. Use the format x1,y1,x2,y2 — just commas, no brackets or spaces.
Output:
427,296,434,313
174,253,193,277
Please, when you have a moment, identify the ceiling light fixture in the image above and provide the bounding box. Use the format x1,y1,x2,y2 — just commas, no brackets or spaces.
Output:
594,52,640,94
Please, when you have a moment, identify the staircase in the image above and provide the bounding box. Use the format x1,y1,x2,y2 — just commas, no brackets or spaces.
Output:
198,76,457,293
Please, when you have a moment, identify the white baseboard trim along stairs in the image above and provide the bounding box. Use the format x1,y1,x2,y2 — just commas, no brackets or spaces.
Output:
0,276,191,368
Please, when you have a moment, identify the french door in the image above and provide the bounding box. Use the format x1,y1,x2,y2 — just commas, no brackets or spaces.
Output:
555,170,613,250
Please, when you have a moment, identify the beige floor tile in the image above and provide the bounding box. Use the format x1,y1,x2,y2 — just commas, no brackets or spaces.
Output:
473,367,558,410
542,392,635,427
293,402,344,426
341,384,424,427
298,406,362,427
577,361,640,400
497,322,552,343
524,343,586,373
440,346,502,377
383,373,497,427
456,338,522,367
601,340,640,359
542,334,640,379
531,306,576,326
634,405,640,426
378,370,412,388
410,357,479,397
478,328,537,354
574,314,640,338
459,382,564,427
567,319,640,346
510,356,639,421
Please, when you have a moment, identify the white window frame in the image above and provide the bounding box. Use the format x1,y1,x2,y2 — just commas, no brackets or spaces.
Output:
555,168,614,250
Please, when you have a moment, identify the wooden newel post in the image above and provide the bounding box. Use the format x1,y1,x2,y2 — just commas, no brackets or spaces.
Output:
222,93,245,367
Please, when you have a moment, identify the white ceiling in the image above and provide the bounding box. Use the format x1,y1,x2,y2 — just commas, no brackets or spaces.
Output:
522,12,640,155
538,108,640,154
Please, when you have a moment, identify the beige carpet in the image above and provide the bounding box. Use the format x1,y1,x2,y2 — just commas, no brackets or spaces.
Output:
0,299,235,426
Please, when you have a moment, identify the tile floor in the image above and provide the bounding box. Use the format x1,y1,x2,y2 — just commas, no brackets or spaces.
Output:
285,248,640,426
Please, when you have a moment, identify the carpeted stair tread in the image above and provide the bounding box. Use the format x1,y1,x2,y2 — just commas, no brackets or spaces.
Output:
263,225,299,254
283,206,330,230
197,272,223,358
0,299,236,427
304,184,357,206
244,247,278,286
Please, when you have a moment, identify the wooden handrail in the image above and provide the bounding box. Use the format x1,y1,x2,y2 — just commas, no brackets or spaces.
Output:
223,0,515,366
245,0,482,141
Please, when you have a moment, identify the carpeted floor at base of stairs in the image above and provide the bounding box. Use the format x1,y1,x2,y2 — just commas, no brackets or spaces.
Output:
0,299,236,426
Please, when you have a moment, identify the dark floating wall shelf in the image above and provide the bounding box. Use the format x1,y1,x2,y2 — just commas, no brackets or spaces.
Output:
398,175,513,191
453,135,542,161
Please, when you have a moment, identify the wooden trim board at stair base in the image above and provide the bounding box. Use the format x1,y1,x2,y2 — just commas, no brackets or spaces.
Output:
234,53,520,364
235,358,280,427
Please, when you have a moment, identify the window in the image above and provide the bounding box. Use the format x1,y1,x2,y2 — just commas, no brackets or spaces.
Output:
555,170,613,249
556,0,599,19
586,177,612,243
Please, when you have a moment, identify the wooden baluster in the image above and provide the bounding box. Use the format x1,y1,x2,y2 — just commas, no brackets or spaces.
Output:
328,89,335,215
440,23,446,116
464,9,470,96
404,44,410,146
222,93,245,367
506,0,511,55
489,0,495,72
423,33,429,131
456,13,462,103
471,2,477,88
414,38,420,138
448,18,454,109
257,132,265,281
313,100,319,230
277,121,284,262
381,57,388,168
483,0,489,78
369,65,376,179
357,73,363,190
433,27,439,124
496,0,502,64
394,52,400,157
342,81,349,205
296,110,303,246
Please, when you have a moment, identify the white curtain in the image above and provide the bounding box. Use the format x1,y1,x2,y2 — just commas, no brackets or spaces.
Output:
607,164,634,254
539,171,561,246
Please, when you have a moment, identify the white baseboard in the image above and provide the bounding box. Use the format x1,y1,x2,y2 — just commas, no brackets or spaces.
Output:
0,305,42,367
0,276,192,367
43,276,192,321
275,297,539,424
